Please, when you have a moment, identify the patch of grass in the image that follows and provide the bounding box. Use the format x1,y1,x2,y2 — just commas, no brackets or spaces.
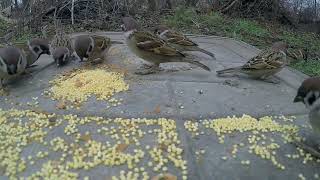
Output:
13,32,33,44
0,19,10,37
292,60,320,76
163,7,320,76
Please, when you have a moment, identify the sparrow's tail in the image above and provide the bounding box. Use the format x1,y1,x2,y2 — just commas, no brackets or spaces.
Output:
216,67,241,76
189,60,211,71
198,48,215,59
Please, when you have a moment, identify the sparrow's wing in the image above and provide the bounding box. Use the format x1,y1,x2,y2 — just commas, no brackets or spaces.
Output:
134,31,184,57
50,31,72,51
164,30,197,46
12,41,29,52
242,49,286,70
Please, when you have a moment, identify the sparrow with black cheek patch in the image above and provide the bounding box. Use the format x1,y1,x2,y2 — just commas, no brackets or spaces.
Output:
294,77,320,133
0,46,27,87
87,35,112,64
293,77,320,158
216,41,289,83
52,47,70,67
122,17,210,74
50,28,73,67
72,35,94,62
154,25,215,59
13,38,51,67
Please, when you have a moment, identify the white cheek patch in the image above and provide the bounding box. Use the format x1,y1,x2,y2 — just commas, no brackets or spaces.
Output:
87,37,94,55
305,91,320,110
159,30,169,40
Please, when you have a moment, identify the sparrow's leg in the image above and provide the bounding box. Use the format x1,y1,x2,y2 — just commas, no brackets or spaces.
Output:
293,141,320,159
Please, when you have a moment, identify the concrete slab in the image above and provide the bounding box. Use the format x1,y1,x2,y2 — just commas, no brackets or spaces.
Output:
0,32,317,180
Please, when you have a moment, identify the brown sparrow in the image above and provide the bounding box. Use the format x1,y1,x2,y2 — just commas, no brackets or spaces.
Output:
11,38,51,67
216,41,288,83
50,28,73,67
52,47,70,67
121,17,210,74
293,77,320,157
154,25,215,59
0,46,27,87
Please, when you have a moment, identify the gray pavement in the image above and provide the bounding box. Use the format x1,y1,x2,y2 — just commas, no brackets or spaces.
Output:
0,32,319,180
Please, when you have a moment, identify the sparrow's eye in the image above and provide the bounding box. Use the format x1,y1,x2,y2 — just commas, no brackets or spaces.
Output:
33,46,40,53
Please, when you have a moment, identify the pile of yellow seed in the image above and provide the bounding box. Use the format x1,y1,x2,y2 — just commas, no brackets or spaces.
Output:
49,69,129,104
201,115,306,170
0,109,187,180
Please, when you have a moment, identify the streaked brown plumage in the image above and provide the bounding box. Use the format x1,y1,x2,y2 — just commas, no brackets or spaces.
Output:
216,41,288,80
52,47,70,67
0,46,27,86
122,17,210,73
154,25,215,59
293,77,320,157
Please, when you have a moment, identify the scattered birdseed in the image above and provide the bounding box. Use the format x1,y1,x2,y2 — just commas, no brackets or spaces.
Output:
298,173,306,180
0,109,187,179
195,115,316,169
48,69,129,106
184,121,199,134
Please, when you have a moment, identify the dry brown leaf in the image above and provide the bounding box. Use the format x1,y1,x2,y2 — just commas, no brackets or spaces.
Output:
116,143,129,152
153,105,161,114
151,173,177,180
79,134,92,142
56,101,67,109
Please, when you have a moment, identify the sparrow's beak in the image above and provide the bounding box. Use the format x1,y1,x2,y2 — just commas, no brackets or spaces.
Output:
45,49,51,55
293,95,303,103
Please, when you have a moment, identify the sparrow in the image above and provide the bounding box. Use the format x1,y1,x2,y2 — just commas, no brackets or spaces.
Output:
294,77,320,133
71,35,94,62
14,38,51,67
50,28,73,66
87,35,112,64
52,47,70,67
27,38,51,65
0,46,27,87
216,41,289,83
121,17,210,74
293,77,320,157
154,25,215,59
72,34,112,64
